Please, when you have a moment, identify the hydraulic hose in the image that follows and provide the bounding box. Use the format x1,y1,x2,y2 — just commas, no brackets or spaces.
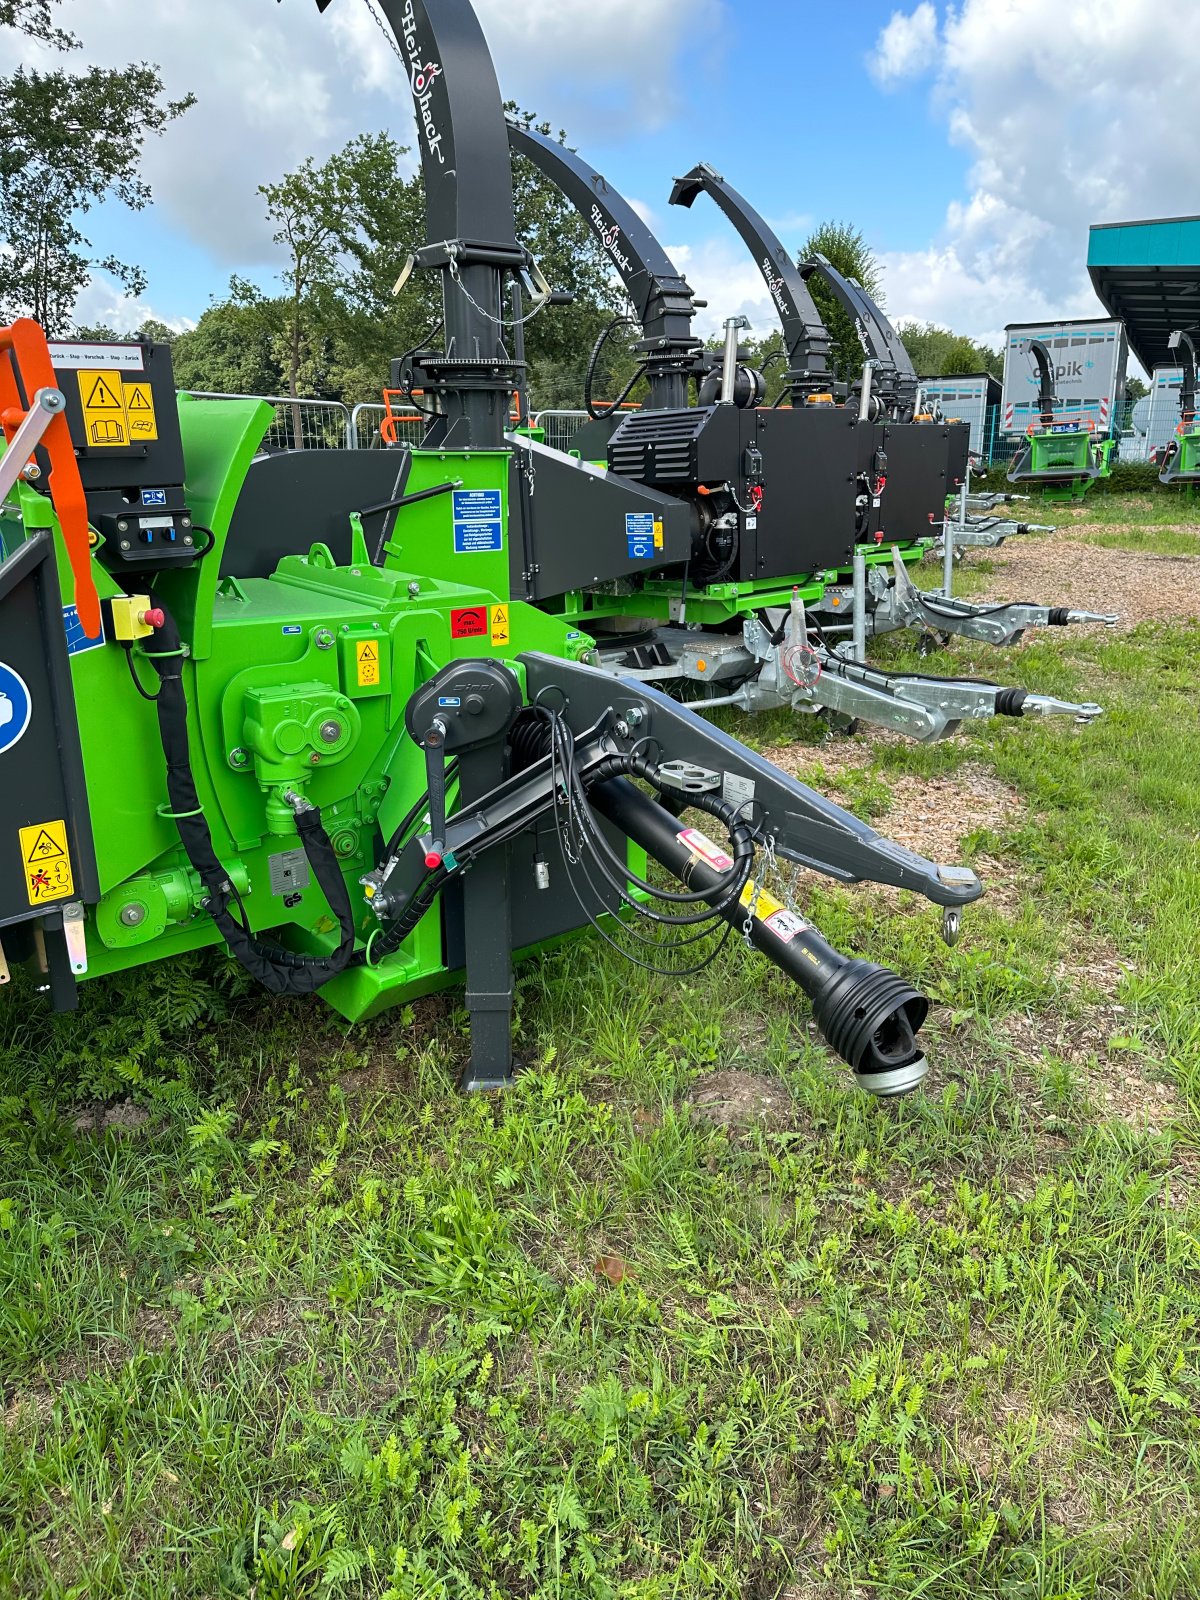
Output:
143,603,356,995
587,775,930,1094
585,317,647,421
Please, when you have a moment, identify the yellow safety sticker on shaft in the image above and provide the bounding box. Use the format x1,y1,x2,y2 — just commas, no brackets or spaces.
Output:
739,879,785,921
19,819,74,906
122,381,158,442
653,519,664,550
490,604,510,646
78,369,128,448
355,640,381,688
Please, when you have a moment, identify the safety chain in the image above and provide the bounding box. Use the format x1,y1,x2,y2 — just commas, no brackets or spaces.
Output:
446,252,550,333
360,0,407,69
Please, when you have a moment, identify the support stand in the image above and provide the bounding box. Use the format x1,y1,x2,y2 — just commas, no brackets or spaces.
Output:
457,744,517,1093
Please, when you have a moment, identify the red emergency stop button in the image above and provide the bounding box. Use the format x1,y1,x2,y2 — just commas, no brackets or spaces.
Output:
140,608,165,630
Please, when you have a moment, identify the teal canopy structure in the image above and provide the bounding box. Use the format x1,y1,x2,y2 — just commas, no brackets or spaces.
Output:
1088,215,1200,372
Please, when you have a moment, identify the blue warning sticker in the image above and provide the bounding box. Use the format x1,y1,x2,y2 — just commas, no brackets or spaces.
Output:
282,625,303,636
452,488,504,554
626,511,656,560
0,661,32,756
63,604,105,657
141,488,168,507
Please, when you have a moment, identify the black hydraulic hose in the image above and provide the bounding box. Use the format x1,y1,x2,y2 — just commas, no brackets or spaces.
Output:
143,603,356,995
588,776,929,1089
585,316,647,421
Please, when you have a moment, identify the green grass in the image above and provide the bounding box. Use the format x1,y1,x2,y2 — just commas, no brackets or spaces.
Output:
2,501,1200,1598
1057,493,1198,530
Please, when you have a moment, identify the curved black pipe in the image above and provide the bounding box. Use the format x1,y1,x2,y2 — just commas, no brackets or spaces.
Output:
508,121,701,410
799,252,918,409
1023,339,1058,429
670,162,833,397
1168,328,1198,421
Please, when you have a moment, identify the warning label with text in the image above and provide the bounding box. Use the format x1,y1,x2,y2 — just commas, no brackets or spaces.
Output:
76,369,159,448
19,819,74,906
452,489,504,554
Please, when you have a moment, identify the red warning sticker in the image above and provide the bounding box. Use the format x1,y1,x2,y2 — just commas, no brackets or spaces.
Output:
450,606,489,640
679,827,735,872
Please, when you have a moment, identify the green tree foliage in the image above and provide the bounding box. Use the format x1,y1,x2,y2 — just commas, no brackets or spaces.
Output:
798,220,885,385
0,0,195,334
172,280,289,397
176,116,621,414
0,0,75,49
896,320,1002,380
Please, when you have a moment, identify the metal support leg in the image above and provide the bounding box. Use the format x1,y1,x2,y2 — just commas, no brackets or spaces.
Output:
852,547,868,662
457,745,516,1092
942,507,956,598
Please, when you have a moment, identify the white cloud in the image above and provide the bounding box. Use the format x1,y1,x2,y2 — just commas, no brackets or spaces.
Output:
0,0,722,283
70,273,196,337
665,235,786,341
867,0,1200,361
867,3,937,84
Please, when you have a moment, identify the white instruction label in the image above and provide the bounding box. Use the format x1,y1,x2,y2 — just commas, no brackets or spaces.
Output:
722,772,756,811
48,341,145,372
764,909,809,944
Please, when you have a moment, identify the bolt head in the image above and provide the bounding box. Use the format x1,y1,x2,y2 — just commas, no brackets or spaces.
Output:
319,720,343,745
117,519,129,532
119,903,147,928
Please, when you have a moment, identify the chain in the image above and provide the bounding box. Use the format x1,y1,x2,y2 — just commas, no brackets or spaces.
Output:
360,0,408,69
447,253,550,332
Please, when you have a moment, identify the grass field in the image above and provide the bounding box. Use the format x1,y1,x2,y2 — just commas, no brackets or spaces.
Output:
2,499,1199,1599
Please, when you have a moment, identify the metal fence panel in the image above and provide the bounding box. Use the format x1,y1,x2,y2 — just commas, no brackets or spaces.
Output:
181,392,352,451
349,402,426,451
534,410,590,455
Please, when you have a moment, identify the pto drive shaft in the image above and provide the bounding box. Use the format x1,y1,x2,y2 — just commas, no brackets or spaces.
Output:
588,776,930,1096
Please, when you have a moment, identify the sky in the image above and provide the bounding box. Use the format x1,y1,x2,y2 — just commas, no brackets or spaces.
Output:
5,0,1198,365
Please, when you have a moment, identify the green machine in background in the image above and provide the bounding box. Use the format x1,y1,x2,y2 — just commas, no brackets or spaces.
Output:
1007,338,1116,503
1158,329,1200,490
0,0,997,1101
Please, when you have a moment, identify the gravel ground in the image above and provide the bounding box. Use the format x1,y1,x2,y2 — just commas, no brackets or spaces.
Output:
970,520,1200,627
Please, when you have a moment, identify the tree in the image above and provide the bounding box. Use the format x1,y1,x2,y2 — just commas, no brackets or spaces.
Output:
798,220,885,384
171,280,289,398
0,0,75,49
0,0,195,336
896,320,1002,379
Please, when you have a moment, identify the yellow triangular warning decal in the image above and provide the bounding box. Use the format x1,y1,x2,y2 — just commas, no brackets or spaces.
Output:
84,375,124,410
493,607,508,624
359,643,378,661
28,829,65,861
126,388,151,410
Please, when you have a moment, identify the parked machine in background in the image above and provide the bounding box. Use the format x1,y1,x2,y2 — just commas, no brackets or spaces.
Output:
1003,320,1126,501
1157,329,1200,488
501,127,1104,739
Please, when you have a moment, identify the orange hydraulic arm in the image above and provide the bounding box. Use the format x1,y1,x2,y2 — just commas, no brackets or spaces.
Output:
0,318,100,638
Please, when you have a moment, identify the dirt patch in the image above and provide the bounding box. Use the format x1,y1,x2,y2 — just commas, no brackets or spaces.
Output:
761,749,1026,912
685,1070,793,1129
70,1099,153,1138
998,992,1182,1133
975,526,1200,628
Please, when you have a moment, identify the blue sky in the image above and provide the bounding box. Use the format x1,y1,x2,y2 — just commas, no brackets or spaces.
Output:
4,0,1194,361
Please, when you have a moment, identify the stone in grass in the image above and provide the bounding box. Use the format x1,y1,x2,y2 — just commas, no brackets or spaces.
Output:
685,1070,793,1129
